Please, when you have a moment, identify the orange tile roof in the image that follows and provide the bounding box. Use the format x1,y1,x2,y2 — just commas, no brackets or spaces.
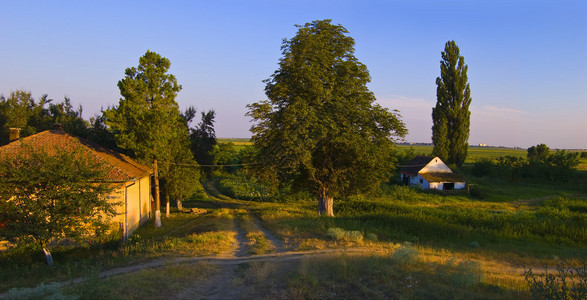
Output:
0,129,151,182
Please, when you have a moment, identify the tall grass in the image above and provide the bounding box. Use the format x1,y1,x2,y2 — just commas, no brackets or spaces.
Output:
0,211,235,293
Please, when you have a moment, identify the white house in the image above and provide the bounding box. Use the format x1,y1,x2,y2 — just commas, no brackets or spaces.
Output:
400,156,466,190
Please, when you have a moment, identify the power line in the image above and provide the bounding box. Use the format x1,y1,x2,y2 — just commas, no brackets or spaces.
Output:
158,161,263,168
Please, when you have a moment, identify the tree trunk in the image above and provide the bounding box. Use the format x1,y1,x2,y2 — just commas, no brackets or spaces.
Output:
153,160,162,228
318,194,334,217
177,199,183,211
165,193,170,218
43,247,53,266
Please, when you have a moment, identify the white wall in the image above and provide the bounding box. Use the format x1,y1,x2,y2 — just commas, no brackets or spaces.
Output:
420,157,452,173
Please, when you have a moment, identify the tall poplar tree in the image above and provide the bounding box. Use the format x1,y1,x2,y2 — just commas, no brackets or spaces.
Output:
432,40,472,167
247,20,407,216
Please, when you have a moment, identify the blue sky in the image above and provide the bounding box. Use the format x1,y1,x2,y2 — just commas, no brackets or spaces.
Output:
1,0,586,149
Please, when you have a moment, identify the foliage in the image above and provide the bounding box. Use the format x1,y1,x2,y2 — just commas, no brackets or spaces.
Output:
104,50,183,171
247,19,407,216
524,260,586,300
0,91,90,145
326,227,363,242
164,140,203,204
432,40,472,167
212,142,241,173
581,152,587,159
471,158,494,177
186,108,217,172
104,50,201,203
218,173,272,201
0,143,117,250
527,143,550,163
483,145,581,181
390,243,419,265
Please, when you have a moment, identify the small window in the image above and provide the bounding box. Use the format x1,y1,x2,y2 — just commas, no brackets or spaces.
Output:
420,179,423,184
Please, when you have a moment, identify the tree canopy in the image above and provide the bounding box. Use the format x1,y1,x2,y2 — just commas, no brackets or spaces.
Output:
0,91,89,145
0,143,117,257
432,40,472,167
527,143,550,163
105,50,202,220
247,20,407,216
105,50,184,167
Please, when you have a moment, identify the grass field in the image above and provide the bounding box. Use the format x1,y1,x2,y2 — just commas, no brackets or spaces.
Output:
2,143,586,298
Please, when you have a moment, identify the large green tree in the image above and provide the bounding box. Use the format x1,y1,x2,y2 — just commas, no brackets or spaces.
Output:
247,20,407,216
432,40,472,167
0,143,117,264
105,50,200,226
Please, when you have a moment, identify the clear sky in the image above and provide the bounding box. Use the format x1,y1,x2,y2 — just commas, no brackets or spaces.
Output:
1,0,585,149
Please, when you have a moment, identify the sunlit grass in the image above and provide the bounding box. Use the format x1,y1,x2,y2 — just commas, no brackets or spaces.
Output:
233,252,524,299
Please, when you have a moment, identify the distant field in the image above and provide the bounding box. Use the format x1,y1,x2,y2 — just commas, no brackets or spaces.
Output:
218,139,586,168
217,138,252,146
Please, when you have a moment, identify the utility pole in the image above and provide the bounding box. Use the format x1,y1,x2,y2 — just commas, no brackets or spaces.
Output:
153,159,162,228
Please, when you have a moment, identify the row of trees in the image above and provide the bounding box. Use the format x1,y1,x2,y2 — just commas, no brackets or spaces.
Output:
471,144,581,180
0,51,218,230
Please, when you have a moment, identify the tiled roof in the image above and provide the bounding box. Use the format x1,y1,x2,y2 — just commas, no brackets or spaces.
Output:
420,172,465,183
399,156,435,176
0,129,151,181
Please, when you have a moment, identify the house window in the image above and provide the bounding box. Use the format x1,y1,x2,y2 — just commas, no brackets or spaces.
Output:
420,179,423,184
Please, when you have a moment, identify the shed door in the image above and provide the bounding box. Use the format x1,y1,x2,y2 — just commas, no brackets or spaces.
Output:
443,183,455,190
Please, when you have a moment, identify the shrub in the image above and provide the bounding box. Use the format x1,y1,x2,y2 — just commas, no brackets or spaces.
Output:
524,260,586,300
326,227,346,240
469,185,483,199
471,158,493,177
450,260,483,287
468,241,480,248
581,152,587,158
365,233,378,242
391,243,419,265
326,228,363,242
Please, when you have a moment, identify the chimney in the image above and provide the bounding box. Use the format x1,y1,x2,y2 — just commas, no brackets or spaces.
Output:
52,123,63,131
9,128,21,142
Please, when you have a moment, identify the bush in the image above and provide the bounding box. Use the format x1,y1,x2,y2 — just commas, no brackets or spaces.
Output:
326,228,363,242
450,260,483,287
326,227,346,240
365,233,378,242
471,158,493,177
217,173,272,201
581,152,587,158
524,260,586,300
469,185,483,199
391,242,419,265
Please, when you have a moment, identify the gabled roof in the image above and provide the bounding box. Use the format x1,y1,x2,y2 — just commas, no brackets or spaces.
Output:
399,156,435,176
420,172,465,183
0,129,151,182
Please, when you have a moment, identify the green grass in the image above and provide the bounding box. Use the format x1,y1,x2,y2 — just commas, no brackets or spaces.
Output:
63,262,219,299
396,144,528,163
0,210,236,293
247,183,586,263
233,253,521,299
